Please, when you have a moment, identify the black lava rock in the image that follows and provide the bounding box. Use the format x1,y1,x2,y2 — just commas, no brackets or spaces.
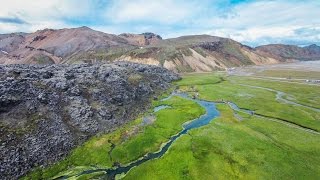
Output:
0,62,179,179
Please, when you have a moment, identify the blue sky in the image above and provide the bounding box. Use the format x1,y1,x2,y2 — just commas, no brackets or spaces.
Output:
0,0,319,46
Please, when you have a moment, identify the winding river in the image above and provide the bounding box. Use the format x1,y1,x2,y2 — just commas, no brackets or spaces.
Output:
56,88,320,180
57,81,320,180
59,93,220,180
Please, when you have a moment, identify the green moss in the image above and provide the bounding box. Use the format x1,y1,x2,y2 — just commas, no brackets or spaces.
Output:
24,72,320,180
24,96,205,179
111,96,205,164
124,104,320,180
255,70,320,79
33,55,55,64
24,117,140,179
175,73,223,86
230,76,320,109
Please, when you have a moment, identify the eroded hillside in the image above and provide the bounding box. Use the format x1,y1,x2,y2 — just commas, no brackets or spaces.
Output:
1,27,320,72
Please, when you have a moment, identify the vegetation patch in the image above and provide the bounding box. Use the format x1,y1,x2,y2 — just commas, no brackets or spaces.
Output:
24,96,205,179
32,55,55,64
255,69,320,79
24,71,320,179
124,104,320,179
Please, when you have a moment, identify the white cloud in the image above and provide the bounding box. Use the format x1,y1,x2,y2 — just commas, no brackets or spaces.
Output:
206,26,297,43
0,0,93,33
0,20,70,33
0,0,92,19
0,23,23,33
210,1,320,28
105,0,200,24
204,0,320,46
0,0,319,46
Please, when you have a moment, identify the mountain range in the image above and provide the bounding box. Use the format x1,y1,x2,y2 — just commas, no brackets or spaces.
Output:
1,26,320,72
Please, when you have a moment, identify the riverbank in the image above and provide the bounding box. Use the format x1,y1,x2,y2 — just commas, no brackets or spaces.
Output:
24,70,320,179
124,72,320,179
23,94,206,179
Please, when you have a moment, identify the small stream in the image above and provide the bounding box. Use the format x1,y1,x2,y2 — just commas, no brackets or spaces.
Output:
227,102,254,115
62,93,220,180
239,84,320,113
153,105,171,112
55,87,319,180
227,99,320,134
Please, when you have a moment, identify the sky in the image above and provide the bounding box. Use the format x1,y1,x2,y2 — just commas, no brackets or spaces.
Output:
0,0,319,47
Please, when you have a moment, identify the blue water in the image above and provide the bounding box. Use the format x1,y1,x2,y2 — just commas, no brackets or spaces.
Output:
58,93,220,180
228,102,254,115
176,93,220,130
154,105,171,112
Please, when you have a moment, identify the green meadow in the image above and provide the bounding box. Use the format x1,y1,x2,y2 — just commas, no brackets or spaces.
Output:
24,72,320,179
24,96,205,179
125,73,320,179
183,76,320,131
125,104,320,179
255,69,320,79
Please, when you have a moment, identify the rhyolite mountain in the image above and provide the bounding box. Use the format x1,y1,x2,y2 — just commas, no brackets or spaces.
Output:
1,26,320,72
118,32,162,46
0,62,179,179
255,44,320,61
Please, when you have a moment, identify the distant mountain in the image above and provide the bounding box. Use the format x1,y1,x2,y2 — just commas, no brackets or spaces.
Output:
118,32,162,46
114,35,280,72
0,27,137,64
255,44,320,61
1,27,319,72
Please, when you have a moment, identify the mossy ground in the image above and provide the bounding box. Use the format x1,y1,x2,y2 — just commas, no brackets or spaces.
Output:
24,96,205,179
176,72,320,131
125,73,320,179
255,69,320,79
24,71,320,180
125,104,320,179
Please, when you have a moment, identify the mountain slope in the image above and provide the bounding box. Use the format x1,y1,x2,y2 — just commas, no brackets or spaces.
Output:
115,35,279,72
1,27,319,72
0,27,163,64
255,44,320,61
118,32,162,46
0,27,137,64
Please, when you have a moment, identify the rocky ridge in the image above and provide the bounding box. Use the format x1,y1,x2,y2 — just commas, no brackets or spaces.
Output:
118,32,162,46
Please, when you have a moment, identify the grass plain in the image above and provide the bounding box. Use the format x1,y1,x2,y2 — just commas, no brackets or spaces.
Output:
24,96,205,179
125,71,320,179
24,66,320,180
255,69,320,79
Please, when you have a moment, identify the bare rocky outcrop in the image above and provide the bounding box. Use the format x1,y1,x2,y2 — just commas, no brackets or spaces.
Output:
119,32,162,46
0,62,179,179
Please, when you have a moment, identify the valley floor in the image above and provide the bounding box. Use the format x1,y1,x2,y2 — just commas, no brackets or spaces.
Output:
24,63,320,179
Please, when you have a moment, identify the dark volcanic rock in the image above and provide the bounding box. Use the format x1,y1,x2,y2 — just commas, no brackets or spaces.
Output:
0,62,179,179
